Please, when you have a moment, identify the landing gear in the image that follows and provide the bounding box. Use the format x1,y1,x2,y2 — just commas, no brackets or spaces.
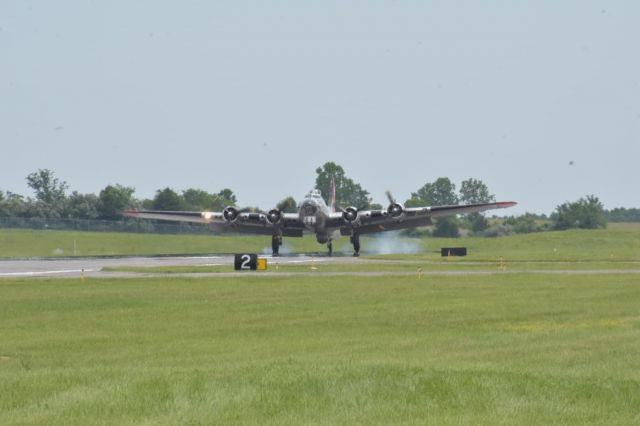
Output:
350,233,360,257
327,240,333,256
272,234,282,256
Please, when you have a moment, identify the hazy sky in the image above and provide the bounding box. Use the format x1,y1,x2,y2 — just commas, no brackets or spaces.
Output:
2,1,638,215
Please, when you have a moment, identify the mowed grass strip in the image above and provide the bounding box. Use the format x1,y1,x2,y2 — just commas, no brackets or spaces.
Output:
1,274,639,424
2,222,640,261
0,229,350,258
374,223,640,262
102,260,640,275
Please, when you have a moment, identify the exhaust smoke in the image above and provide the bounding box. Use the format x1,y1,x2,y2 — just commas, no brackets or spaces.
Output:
366,231,423,255
261,242,292,255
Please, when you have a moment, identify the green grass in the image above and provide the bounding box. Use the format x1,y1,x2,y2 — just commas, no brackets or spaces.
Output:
102,260,640,274
0,228,331,257
2,223,639,260
375,223,640,262
1,273,640,424
2,224,640,423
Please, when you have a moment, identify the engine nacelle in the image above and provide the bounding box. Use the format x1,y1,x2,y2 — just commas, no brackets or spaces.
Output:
266,209,282,225
342,206,359,224
387,202,404,219
223,206,239,223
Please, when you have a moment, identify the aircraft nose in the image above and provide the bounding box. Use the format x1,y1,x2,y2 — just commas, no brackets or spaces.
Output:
302,201,317,215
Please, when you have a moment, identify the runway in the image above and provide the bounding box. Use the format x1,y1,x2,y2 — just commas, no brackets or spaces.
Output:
1,255,640,279
0,254,383,278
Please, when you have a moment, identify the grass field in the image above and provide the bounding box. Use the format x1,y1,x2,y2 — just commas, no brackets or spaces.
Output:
2,223,640,260
1,225,640,424
1,273,640,425
0,229,332,257
102,260,640,275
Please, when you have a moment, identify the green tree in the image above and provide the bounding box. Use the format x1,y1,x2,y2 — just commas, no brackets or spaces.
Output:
153,188,184,211
64,192,100,219
465,214,489,233
210,189,238,211
0,192,28,217
459,178,495,233
551,195,606,230
99,184,136,219
432,217,460,237
605,207,640,223
182,189,215,211
459,178,495,204
406,177,459,237
315,162,371,208
276,196,298,213
141,198,154,210
26,169,68,204
502,213,546,234
407,177,458,207
217,189,237,205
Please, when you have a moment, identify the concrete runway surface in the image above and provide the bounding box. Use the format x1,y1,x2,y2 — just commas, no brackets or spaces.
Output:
1,255,640,279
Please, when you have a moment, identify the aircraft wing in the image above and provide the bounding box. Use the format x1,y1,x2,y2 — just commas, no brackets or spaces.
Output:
328,201,517,235
429,201,518,217
122,209,305,237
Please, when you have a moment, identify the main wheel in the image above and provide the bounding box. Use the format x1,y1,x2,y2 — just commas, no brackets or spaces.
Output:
272,235,281,256
352,233,360,256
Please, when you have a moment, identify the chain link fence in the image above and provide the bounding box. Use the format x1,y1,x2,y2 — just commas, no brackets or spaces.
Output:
0,217,216,235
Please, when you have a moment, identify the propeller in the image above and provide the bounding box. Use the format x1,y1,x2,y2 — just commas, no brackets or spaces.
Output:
342,206,359,223
266,209,282,225
386,191,404,218
385,191,396,205
223,206,240,222
222,206,254,223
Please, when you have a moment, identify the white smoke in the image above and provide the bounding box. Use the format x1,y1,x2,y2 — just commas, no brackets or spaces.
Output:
261,242,293,255
365,232,423,255
259,233,423,256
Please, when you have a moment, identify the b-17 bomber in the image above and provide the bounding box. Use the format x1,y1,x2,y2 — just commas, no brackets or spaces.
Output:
124,183,516,256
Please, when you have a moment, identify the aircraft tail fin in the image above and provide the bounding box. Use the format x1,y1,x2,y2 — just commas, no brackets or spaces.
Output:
330,175,337,213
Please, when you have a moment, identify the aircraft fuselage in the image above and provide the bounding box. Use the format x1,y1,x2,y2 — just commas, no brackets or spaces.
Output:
297,190,339,244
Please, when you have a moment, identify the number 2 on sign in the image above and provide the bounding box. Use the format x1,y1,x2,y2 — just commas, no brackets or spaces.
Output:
240,254,251,270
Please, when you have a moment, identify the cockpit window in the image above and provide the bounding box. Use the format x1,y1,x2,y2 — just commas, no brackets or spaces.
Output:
306,189,322,198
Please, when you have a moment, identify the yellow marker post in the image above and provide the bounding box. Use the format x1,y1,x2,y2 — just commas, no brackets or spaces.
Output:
417,267,423,279
257,258,267,271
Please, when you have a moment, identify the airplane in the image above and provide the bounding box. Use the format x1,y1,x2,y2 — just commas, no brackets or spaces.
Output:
123,180,516,256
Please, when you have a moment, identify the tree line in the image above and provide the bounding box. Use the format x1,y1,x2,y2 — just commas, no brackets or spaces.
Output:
1,164,631,237
0,169,239,222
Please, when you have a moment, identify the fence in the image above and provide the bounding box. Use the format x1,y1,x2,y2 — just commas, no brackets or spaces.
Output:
0,217,216,235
